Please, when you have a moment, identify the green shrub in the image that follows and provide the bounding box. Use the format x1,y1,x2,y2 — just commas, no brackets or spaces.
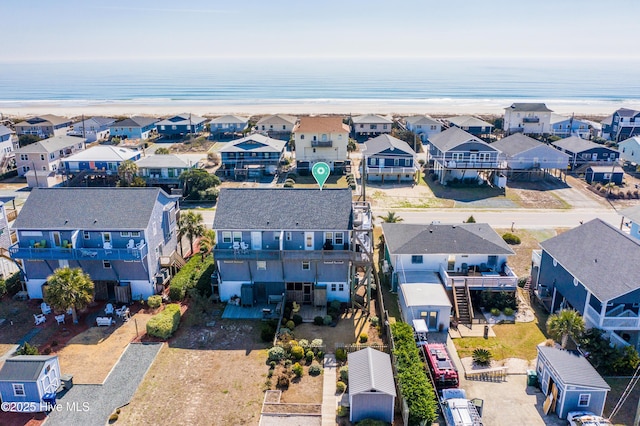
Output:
356,420,388,426
369,316,380,327
335,348,347,362
284,181,294,188
267,370,273,378
473,348,493,366
277,374,290,389
305,350,314,363
359,333,368,343
337,405,349,417
298,339,309,349
292,362,303,377
490,308,501,316
292,314,303,326
323,315,333,325
261,323,277,342
314,316,324,325
4,272,22,296
146,304,181,339
316,350,324,360
268,346,286,362
290,345,304,360
147,295,162,309
309,364,322,376
269,361,277,369
169,256,215,300
466,215,476,223
504,307,514,316
284,359,292,368
0,279,5,297
311,338,323,348
339,365,349,382
16,342,39,355
336,381,346,393
285,320,296,330
502,232,521,245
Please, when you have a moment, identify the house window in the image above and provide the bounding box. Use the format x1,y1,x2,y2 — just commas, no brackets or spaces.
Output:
302,261,310,270
335,232,344,245
20,154,28,161
120,232,130,237
222,232,232,243
324,232,333,244
300,135,304,140
103,260,111,269
404,158,411,166
339,283,345,291
83,231,90,239
286,232,292,241
232,232,242,242
411,255,423,264
430,125,437,130
578,394,590,407
131,231,140,237
102,232,111,243
274,233,280,241
40,154,45,161
394,158,400,166
452,153,463,161
282,125,286,130
331,283,337,292
49,153,55,160
257,261,266,270
12,383,25,396
383,124,388,130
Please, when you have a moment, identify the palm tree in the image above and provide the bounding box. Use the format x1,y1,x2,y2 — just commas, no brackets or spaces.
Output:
199,229,216,260
377,211,404,223
178,211,205,256
546,309,585,348
118,159,138,186
44,267,94,324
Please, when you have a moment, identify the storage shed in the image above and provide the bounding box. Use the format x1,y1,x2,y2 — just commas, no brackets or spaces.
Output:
536,346,610,419
585,165,623,185
0,355,61,412
348,347,396,424
398,272,452,332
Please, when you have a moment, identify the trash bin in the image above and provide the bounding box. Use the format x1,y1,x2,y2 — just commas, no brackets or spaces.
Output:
527,370,538,387
483,325,489,339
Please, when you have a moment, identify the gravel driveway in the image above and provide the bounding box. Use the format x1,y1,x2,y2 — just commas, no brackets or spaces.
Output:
46,342,162,426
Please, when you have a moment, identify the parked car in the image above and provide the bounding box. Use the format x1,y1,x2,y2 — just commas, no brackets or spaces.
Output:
567,411,613,426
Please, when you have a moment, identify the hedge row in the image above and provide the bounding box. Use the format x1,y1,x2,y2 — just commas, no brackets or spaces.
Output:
391,322,438,424
146,304,181,339
169,256,214,300
0,272,23,297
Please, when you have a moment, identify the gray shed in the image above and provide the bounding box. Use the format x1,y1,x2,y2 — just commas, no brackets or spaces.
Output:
348,347,396,424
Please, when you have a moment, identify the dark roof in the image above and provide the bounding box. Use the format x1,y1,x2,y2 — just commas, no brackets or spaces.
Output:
213,188,353,230
507,103,553,112
382,223,514,255
156,114,207,126
615,108,640,118
537,346,609,390
348,347,396,396
362,134,416,156
0,355,57,382
491,134,544,155
552,136,618,154
218,134,286,153
13,187,174,231
112,116,158,128
539,219,640,301
428,127,495,152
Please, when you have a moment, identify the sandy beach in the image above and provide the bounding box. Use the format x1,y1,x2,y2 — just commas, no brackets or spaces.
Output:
2,98,638,119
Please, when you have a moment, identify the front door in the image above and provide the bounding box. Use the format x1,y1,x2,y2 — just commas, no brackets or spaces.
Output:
251,232,262,250
304,232,314,250
303,283,313,304
469,153,477,164
427,311,438,330
447,255,456,271
52,232,61,247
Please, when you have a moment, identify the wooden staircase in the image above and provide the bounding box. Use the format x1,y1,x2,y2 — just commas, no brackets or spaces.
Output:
523,276,532,292
160,251,186,269
452,280,473,325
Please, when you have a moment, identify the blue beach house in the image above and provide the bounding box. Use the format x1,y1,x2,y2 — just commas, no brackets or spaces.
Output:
446,115,494,138
0,355,61,412
552,136,619,169
9,187,181,302
602,108,640,142
62,146,141,173
361,134,417,183
110,117,158,140
156,114,207,139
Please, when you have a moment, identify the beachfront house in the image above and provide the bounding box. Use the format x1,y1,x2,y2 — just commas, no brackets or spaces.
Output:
156,114,208,139
551,136,619,169
348,348,396,424
503,103,554,136
549,114,594,139
381,222,517,328
135,154,194,190
218,134,286,179
209,115,249,138
427,127,506,187
404,115,442,142
67,117,116,142
0,125,16,168
15,135,85,178
618,136,640,165
256,114,297,140
601,108,640,142
445,115,494,138
212,188,372,308
619,205,640,242
62,145,141,174
0,355,61,412
9,187,181,302
15,115,73,138
0,198,19,278
532,219,640,350
536,346,610,419
491,134,570,173
293,116,350,174
361,134,417,183
352,114,393,139
109,117,158,140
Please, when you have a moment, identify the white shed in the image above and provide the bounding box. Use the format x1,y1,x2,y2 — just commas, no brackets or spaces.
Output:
398,272,452,332
348,347,396,424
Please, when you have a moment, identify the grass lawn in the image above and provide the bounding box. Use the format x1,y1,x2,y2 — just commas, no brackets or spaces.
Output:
453,302,550,362
292,174,349,188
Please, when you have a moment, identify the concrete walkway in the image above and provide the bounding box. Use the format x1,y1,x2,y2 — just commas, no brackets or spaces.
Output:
321,353,338,426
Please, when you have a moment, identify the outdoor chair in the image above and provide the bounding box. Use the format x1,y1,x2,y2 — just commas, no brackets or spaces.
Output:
34,314,46,325
104,303,114,315
40,240,47,248
240,242,249,253
55,314,65,325
233,241,240,253
461,263,469,274
41,302,52,315
116,306,130,321
103,242,112,249
127,239,135,249
136,239,145,249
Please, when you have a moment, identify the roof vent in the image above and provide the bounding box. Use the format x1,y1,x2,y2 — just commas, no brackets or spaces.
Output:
594,258,597,263
429,229,433,233
94,219,98,223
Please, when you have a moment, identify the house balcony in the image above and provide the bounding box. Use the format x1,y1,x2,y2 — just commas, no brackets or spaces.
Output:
439,160,506,170
366,166,417,175
213,247,354,262
439,264,518,289
522,117,540,123
9,242,148,262
311,140,333,147
585,304,640,330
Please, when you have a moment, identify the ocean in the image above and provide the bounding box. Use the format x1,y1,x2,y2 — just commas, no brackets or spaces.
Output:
1,58,640,114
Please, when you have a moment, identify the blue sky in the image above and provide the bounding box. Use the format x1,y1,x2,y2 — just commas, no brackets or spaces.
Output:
3,0,639,61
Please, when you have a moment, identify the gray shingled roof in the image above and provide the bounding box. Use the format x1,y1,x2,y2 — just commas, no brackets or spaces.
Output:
14,135,83,154
218,134,286,153
447,115,494,129
491,134,564,158
352,114,393,124
428,127,496,153
16,115,71,127
209,115,249,124
506,103,553,112
587,165,623,173
382,223,514,255
537,346,609,390
256,114,297,125
615,108,640,118
13,187,170,231
539,219,640,301
0,355,57,381
621,204,640,224
552,137,618,154
405,115,440,126
348,347,396,396
112,117,158,128
0,125,13,137
362,134,415,156
156,114,207,126
213,188,353,230
136,154,189,169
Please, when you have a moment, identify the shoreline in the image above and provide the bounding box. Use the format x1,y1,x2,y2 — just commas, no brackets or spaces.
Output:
1,98,638,118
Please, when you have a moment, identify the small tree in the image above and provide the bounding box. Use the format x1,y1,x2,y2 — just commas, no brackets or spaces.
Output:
16,342,39,355
199,229,216,260
377,211,404,223
44,267,95,324
466,215,476,223
178,211,205,256
179,169,220,199
546,309,585,348
117,159,138,186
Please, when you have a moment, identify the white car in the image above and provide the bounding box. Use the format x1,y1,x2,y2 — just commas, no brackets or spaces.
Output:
567,411,613,426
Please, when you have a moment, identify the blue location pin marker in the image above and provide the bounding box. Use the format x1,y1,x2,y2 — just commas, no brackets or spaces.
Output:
312,162,330,191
